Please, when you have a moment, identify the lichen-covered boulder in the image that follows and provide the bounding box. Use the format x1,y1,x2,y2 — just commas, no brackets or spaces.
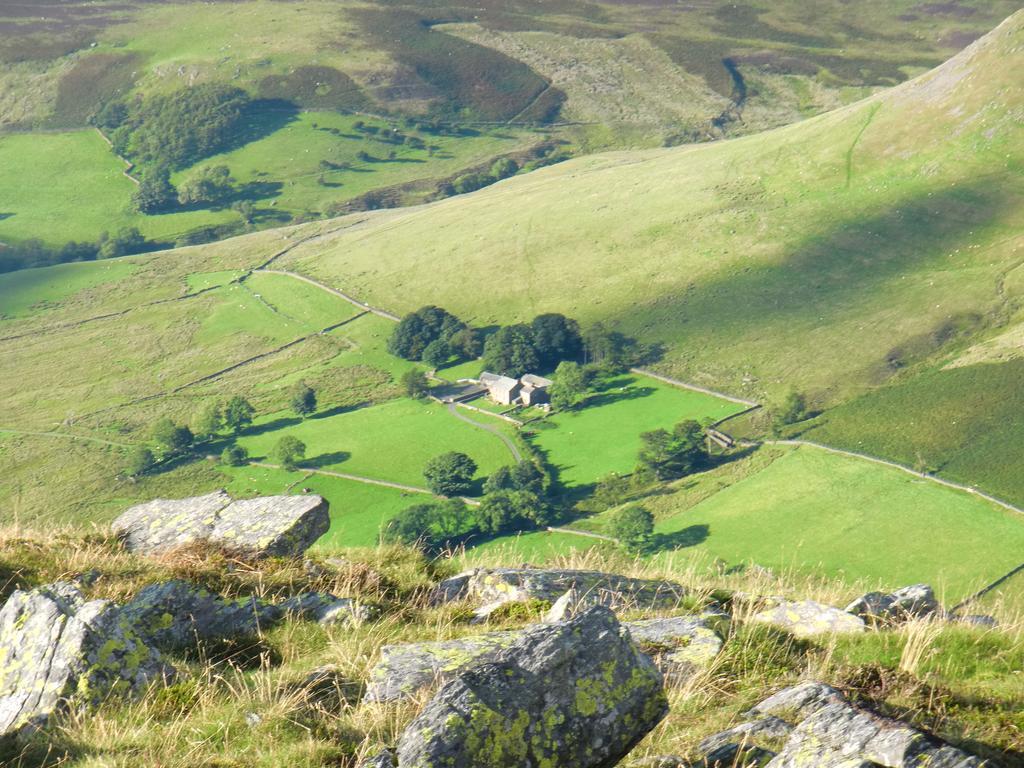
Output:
768,700,983,767
364,629,522,702
428,570,477,606
358,751,397,768
0,583,171,744
626,615,726,680
461,568,687,612
120,580,282,653
748,681,844,721
845,584,941,625
365,613,726,702
280,592,370,627
112,491,329,558
697,716,791,767
750,599,866,638
396,606,668,768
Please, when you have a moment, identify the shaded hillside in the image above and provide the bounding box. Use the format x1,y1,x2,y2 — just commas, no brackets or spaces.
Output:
280,11,1024,407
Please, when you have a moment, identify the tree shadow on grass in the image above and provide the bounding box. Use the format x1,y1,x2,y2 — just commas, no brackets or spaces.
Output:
311,401,373,420
241,416,303,437
303,450,351,469
642,524,709,554
582,385,656,409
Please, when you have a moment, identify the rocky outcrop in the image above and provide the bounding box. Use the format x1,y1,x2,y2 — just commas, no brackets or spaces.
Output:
395,606,668,768
280,592,371,627
112,491,329,558
688,682,983,768
365,612,726,702
0,583,171,745
845,584,941,625
435,567,687,613
121,580,282,653
750,599,866,638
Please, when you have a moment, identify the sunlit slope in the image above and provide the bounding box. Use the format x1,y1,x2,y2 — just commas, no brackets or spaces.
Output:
284,12,1024,402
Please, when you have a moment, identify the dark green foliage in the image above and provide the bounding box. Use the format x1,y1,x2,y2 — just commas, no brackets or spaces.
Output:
583,323,637,370
257,66,369,111
448,327,482,359
272,435,306,470
151,418,193,455
220,444,249,467
401,369,431,399
223,396,256,433
383,498,472,551
592,473,632,510
530,313,583,369
132,166,177,214
290,381,317,417
125,446,155,477
97,228,146,259
477,489,552,534
192,401,223,440
453,172,495,195
109,84,251,170
421,338,451,368
775,390,808,428
549,360,588,410
483,465,515,495
0,239,100,273
388,306,467,361
482,324,539,378
177,165,235,206
611,505,654,549
423,451,478,497
491,157,519,180
638,419,708,480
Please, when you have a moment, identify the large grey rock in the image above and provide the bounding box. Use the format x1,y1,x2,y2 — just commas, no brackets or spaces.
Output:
450,567,687,611
396,606,667,768
112,491,329,558
121,580,282,653
0,583,171,744
626,615,726,680
766,700,983,768
845,584,941,625
279,592,370,627
748,681,845,721
698,717,791,767
358,751,396,768
365,613,725,702
750,599,866,638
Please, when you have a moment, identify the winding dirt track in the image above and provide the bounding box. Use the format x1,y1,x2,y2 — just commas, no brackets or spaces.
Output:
446,402,522,463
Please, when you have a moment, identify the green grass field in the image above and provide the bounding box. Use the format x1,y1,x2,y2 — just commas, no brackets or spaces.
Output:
0,131,229,246
233,398,516,489
531,374,745,487
0,259,137,321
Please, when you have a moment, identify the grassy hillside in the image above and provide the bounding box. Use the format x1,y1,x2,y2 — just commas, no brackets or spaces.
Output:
281,11,1024,410
1,0,1019,253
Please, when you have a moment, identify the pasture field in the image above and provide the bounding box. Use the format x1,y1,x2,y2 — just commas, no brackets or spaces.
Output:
802,359,1024,507
530,374,745,488
474,444,1024,603
0,259,136,321
233,398,517,489
0,130,230,246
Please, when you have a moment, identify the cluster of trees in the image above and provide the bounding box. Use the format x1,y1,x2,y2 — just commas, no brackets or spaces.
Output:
385,453,556,552
99,84,251,172
482,313,582,378
1,228,159,273
134,164,249,216
445,157,519,196
637,419,709,480
125,395,257,478
387,306,480,367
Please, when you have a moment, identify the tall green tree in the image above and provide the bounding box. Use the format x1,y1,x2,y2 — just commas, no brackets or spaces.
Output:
223,396,255,433
610,505,654,550
125,446,156,477
637,420,707,480
482,324,539,378
775,390,808,428
421,338,451,368
177,165,235,206
290,381,317,417
192,401,223,440
220,444,249,467
388,306,466,361
151,418,193,455
401,369,431,399
423,452,478,497
549,360,588,410
132,165,177,214
530,313,582,369
272,435,306,470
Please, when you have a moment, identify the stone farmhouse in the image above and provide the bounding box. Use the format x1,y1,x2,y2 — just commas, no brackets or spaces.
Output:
479,372,554,406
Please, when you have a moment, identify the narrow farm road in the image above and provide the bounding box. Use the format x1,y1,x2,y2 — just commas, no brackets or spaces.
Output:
445,403,523,463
